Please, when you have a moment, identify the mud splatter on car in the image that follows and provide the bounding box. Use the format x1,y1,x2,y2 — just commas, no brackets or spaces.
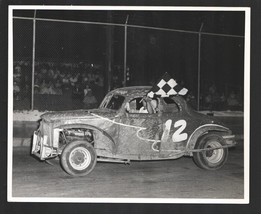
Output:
32,86,236,176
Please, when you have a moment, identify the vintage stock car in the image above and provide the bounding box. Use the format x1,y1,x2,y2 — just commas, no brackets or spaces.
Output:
31,86,236,176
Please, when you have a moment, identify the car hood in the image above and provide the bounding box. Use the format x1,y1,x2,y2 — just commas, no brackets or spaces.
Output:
41,108,117,122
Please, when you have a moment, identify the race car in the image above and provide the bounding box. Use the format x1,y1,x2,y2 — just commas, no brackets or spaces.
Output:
31,86,236,176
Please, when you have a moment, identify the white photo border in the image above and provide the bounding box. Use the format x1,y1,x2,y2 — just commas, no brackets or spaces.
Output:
8,5,250,204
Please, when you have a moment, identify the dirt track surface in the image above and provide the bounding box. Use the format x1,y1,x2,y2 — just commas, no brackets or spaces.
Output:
12,142,244,199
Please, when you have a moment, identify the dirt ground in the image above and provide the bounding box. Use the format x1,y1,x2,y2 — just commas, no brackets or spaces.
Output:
11,141,244,200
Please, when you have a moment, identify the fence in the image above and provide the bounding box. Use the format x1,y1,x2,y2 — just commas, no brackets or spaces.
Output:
13,11,244,111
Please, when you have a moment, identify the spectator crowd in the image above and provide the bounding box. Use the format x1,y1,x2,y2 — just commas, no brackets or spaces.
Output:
186,83,243,111
13,60,243,111
13,60,106,109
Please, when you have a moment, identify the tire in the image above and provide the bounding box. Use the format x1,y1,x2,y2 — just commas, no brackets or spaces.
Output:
60,140,97,176
193,133,228,170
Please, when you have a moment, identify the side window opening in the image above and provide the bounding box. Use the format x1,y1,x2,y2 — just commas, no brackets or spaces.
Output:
125,97,159,114
125,97,144,113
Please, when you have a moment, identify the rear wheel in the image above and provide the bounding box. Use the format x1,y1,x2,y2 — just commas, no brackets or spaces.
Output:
193,133,228,170
60,140,97,176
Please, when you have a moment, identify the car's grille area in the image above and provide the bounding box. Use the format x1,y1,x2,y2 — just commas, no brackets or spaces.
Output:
31,120,56,160
40,120,53,146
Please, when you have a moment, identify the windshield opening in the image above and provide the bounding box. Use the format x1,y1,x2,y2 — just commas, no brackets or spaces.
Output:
100,94,125,110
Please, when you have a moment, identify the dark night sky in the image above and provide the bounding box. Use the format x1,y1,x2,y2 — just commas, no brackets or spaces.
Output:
13,10,245,93
13,10,245,35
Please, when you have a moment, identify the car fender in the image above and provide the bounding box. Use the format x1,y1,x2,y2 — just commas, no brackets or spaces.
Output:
185,124,230,156
57,123,117,154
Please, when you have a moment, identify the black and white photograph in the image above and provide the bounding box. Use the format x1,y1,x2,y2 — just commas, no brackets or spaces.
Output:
8,6,250,203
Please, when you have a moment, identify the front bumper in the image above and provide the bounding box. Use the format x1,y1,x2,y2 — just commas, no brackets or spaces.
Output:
31,131,54,160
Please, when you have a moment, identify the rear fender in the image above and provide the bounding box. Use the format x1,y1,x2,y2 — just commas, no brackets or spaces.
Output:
57,123,117,154
185,124,230,156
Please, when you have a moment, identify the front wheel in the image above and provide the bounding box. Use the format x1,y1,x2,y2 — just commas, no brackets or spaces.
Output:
193,133,228,170
60,140,97,176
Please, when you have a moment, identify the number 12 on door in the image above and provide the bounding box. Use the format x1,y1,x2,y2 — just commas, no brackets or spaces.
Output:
163,119,188,143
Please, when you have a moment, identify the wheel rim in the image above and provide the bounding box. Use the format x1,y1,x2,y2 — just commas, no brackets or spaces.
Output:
69,147,92,170
204,140,224,164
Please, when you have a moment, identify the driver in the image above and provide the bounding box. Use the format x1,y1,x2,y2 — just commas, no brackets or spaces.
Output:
150,99,159,113
139,99,148,113
139,97,159,114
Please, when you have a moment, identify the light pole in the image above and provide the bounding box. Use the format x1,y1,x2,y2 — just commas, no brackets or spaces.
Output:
31,10,37,110
197,23,204,111
123,15,129,87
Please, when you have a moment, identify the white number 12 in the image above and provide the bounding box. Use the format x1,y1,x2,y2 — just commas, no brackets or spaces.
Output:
164,119,188,142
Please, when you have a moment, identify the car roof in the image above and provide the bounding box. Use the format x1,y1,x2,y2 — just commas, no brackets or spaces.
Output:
107,86,190,112
109,86,151,97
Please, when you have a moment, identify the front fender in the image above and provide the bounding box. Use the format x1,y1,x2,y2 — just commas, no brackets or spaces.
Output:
185,124,230,156
57,123,117,154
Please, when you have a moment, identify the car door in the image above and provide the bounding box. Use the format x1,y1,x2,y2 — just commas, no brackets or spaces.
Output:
116,96,162,159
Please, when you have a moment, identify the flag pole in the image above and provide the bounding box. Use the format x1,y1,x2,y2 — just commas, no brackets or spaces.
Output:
197,23,204,111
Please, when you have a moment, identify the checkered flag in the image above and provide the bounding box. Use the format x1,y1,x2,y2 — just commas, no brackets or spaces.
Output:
147,73,188,98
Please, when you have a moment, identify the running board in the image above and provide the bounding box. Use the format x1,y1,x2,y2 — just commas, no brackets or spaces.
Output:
97,158,130,164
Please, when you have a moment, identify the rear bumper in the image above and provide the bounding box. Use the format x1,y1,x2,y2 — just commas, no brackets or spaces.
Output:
223,134,237,147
